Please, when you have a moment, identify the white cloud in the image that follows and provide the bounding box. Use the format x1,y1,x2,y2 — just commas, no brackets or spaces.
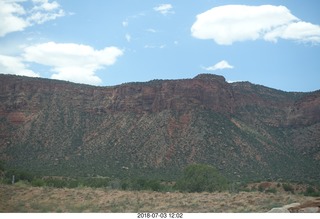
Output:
122,20,128,27
203,60,234,71
0,0,65,37
27,9,64,25
125,34,131,42
0,0,29,37
264,21,320,43
31,0,60,11
23,42,123,85
146,28,157,33
191,5,320,45
28,0,64,24
51,67,103,85
122,13,145,28
154,4,174,15
0,54,40,77
144,44,166,49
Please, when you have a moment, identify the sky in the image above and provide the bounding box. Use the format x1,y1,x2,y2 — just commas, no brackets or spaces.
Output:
0,0,320,92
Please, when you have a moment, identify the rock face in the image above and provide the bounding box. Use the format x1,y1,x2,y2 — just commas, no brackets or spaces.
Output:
0,74,320,180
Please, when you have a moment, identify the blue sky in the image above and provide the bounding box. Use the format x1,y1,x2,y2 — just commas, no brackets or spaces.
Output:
0,0,320,92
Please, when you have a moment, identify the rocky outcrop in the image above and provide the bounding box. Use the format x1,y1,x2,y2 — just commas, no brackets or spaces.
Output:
287,91,320,126
99,75,235,114
288,198,320,213
268,199,320,213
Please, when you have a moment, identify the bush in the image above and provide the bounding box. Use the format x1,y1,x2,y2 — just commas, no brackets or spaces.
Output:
282,183,294,193
258,185,265,192
15,180,30,187
265,188,277,194
120,178,165,192
145,179,163,191
175,164,228,193
109,179,121,189
44,178,68,188
5,169,34,183
306,186,315,194
31,178,45,187
0,161,4,171
67,179,80,188
82,178,110,188
304,186,320,197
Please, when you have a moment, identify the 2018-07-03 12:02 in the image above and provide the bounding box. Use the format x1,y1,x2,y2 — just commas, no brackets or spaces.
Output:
137,213,183,218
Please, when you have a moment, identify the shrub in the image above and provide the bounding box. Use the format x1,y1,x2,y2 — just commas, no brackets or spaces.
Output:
15,180,30,187
258,185,265,192
67,179,80,188
282,183,294,193
304,186,320,197
0,161,4,171
109,179,121,189
31,178,45,187
5,169,34,183
82,178,110,188
44,178,68,188
145,179,163,191
121,180,129,190
121,178,164,192
175,164,228,193
306,186,315,194
265,188,277,194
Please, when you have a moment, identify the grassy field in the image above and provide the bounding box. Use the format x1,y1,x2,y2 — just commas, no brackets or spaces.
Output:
0,183,316,213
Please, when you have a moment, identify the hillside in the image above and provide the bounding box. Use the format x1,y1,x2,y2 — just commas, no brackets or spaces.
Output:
0,74,319,181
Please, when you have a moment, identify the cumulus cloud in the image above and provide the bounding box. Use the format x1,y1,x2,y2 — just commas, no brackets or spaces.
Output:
0,0,65,37
203,60,234,71
0,55,40,77
191,5,320,45
28,0,65,24
154,4,174,15
23,42,123,85
31,0,60,11
264,21,320,43
27,9,64,25
0,0,29,37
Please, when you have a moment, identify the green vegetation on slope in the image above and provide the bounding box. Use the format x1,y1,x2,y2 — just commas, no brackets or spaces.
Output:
1,74,319,183
175,164,228,192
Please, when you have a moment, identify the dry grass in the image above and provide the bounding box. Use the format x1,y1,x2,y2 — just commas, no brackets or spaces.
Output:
0,184,315,213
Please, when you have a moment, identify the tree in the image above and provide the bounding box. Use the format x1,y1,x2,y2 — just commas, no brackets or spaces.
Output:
0,161,5,181
0,161,4,171
175,164,228,193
